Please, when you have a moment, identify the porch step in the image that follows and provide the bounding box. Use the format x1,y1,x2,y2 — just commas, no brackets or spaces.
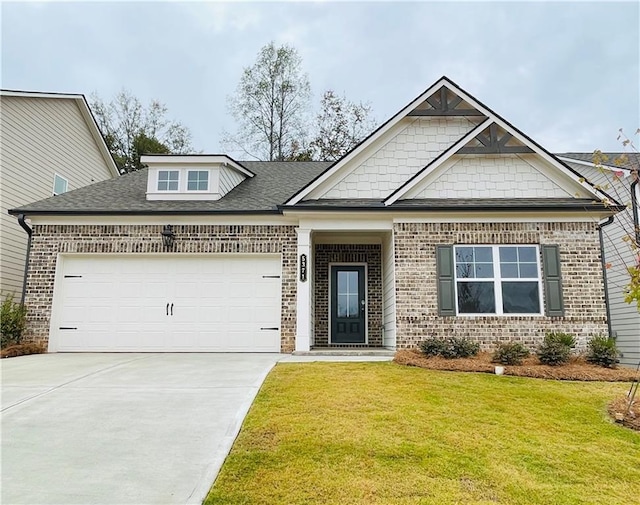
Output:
293,348,396,357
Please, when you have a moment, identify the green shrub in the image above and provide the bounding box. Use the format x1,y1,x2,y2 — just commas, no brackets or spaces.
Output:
544,332,576,348
1,295,27,348
418,337,480,359
418,336,480,359
586,335,619,368
418,337,447,357
441,337,480,359
492,342,530,365
537,341,571,366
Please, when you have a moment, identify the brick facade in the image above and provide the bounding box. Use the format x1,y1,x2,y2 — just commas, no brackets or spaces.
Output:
393,222,608,350
23,224,298,352
313,244,383,347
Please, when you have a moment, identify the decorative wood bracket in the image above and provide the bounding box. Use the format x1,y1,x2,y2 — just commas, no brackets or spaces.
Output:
408,86,485,116
458,123,534,154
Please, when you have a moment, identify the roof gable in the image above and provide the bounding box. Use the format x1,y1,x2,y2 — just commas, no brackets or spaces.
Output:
1,90,120,178
286,77,614,207
285,77,489,204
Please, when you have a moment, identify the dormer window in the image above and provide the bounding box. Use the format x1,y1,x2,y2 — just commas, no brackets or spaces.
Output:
143,155,255,201
187,170,209,191
157,170,179,191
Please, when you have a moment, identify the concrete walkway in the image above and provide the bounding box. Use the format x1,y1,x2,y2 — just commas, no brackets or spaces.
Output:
1,353,282,505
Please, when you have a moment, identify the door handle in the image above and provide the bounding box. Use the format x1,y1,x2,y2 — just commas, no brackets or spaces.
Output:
166,303,169,316
170,303,174,316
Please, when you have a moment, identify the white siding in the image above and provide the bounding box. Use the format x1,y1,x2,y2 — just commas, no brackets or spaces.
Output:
313,117,480,199
382,231,396,348
0,96,115,299
566,161,640,366
219,166,246,195
414,154,573,199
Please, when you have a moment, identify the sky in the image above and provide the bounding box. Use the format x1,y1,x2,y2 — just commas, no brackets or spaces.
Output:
2,1,639,157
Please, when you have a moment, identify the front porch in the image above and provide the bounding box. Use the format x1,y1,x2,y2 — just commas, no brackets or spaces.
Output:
294,227,396,352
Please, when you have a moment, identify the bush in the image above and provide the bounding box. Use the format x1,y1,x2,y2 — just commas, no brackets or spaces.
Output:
544,332,576,348
418,337,447,357
1,295,27,348
418,336,479,359
586,335,619,368
492,342,530,365
537,341,571,366
441,337,480,359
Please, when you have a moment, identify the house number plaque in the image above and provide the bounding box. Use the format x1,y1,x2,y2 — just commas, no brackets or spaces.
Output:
300,254,307,282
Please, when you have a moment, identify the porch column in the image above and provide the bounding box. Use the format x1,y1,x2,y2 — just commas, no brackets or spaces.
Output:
295,228,312,352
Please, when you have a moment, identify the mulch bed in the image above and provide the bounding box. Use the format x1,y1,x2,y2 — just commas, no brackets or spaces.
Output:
394,350,640,382
0,342,46,358
608,395,640,432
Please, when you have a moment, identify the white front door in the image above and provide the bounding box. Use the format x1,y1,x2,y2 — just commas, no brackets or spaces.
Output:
51,255,282,352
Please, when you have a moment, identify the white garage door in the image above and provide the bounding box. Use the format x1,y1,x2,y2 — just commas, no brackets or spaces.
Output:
51,255,282,352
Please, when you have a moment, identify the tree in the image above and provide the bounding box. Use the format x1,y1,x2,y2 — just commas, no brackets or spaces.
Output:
592,129,640,310
90,90,194,173
223,42,311,161
311,90,375,161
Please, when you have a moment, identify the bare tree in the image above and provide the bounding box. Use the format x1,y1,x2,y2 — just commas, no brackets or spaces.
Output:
311,90,375,161
91,90,194,173
223,42,311,161
592,129,640,309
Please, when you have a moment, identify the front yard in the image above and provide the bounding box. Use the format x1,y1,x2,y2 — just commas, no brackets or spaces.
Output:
206,362,639,505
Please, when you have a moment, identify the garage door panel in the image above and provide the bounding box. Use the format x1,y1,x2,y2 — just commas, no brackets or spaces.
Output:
54,255,282,352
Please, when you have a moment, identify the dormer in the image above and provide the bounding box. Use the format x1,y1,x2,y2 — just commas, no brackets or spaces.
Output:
143,155,254,201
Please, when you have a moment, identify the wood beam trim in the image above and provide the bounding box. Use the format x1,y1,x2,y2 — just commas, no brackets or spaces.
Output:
458,145,535,154
407,109,485,116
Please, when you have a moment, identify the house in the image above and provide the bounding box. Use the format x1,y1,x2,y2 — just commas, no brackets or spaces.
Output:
0,90,119,302
9,77,622,354
557,152,639,367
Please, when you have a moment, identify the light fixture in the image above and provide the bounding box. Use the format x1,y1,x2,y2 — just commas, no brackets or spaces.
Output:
161,224,175,249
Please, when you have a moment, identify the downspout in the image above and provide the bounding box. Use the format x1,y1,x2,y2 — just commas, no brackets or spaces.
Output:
597,216,615,339
631,176,639,244
17,214,32,305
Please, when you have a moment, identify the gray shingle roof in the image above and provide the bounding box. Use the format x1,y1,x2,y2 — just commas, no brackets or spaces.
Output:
9,161,332,215
9,153,632,216
559,152,640,170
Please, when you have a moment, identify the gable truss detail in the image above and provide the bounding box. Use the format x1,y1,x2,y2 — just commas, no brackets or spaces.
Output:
408,86,485,117
459,123,534,154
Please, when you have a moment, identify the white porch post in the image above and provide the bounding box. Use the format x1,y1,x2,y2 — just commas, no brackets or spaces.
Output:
295,228,312,352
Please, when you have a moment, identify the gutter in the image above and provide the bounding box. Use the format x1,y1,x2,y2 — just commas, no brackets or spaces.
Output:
17,214,32,305
597,216,615,339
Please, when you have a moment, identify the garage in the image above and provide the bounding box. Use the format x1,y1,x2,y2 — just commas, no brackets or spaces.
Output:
49,254,282,352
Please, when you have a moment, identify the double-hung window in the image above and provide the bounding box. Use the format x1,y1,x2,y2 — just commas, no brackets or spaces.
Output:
157,170,179,191
454,245,542,315
187,170,209,191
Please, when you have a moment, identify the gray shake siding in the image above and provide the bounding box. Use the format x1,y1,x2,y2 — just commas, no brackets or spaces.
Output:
23,224,299,352
393,221,608,349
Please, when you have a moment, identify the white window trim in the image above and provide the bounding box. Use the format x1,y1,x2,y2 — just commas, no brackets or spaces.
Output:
453,244,544,317
157,170,181,192
52,173,68,195
186,170,210,192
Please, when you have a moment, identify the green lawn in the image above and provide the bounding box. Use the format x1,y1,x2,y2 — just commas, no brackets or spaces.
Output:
205,362,639,505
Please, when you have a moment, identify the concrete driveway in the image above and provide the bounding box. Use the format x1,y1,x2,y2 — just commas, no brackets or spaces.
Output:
1,353,282,505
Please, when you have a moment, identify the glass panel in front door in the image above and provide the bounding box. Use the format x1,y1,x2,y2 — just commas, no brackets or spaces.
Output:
337,271,359,318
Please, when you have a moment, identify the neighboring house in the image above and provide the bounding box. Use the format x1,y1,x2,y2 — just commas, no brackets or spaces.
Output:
557,152,640,367
0,90,119,301
9,77,622,354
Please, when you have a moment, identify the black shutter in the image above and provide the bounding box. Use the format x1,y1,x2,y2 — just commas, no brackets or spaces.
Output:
436,245,456,316
542,245,564,317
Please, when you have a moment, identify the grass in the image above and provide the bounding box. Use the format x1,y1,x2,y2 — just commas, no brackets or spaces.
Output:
205,363,639,505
